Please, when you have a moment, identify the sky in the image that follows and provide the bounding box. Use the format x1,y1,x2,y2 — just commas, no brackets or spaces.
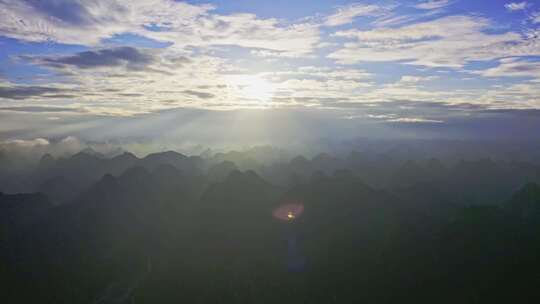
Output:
0,0,539,148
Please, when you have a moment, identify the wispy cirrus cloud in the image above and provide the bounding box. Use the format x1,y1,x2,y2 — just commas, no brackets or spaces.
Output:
397,75,439,84
329,15,540,67
0,84,64,100
387,117,444,123
504,2,529,11
475,57,540,78
0,106,83,113
414,0,453,10
530,11,540,23
324,3,386,27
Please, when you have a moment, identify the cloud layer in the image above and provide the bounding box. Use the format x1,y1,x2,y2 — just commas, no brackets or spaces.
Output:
0,0,539,142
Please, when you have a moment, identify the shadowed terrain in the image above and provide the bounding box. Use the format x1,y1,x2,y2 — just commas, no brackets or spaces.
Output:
2,147,540,303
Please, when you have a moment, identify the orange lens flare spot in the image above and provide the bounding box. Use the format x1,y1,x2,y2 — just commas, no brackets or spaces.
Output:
273,202,304,221
287,211,295,220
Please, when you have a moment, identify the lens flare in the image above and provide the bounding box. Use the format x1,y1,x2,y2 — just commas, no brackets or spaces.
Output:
273,202,304,221
287,211,295,220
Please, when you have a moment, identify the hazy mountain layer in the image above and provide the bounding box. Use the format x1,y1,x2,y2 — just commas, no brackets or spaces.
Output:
1,148,540,303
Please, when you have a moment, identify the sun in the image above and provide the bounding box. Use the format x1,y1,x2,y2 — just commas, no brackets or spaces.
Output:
242,76,275,102
230,75,276,103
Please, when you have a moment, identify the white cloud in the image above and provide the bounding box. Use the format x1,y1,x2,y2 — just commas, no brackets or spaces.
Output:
0,136,128,158
415,1,452,10
329,15,539,67
474,80,540,109
372,15,417,27
476,57,540,78
504,2,528,11
324,4,384,27
148,14,320,57
387,117,444,123
531,11,540,23
367,114,397,119
0,0,320,57
316,42,339,49
0,0,207,45
2,138,50,147
398,75,439,83
275,66,372,81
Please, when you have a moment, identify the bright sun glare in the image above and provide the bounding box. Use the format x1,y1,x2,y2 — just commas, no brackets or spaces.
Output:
231,75,275,103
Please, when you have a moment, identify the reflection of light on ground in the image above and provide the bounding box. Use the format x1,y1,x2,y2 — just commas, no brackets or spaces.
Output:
273,202,304,221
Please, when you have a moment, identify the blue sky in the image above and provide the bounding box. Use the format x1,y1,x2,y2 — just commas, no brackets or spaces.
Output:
0,0,539,146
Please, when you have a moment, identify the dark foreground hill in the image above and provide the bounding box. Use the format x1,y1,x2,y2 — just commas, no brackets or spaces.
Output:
1,151,540,303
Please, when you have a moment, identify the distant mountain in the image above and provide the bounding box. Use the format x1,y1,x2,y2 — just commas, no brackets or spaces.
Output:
12,150,203,205
207,160,238,182
36,176,79,205
199,170,280,221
